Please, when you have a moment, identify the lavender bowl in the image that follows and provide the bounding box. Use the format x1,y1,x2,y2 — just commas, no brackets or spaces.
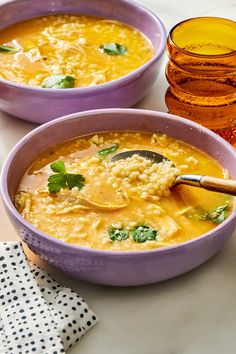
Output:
1,109,236,286
0,0,166,124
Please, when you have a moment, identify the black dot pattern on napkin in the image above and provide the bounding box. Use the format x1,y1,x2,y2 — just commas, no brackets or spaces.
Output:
0,242,65,353
0,242,98,353
31,264,98,351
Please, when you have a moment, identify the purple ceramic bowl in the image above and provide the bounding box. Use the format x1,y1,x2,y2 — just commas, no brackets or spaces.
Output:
0,0,166,124
1,109,236,286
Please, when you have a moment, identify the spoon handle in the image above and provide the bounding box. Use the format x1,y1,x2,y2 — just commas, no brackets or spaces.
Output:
174,175,236,196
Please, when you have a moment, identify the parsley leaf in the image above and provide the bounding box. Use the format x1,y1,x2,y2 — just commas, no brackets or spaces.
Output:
47,161,85,194
42,74,75,89
0,44,19,53
47,182,63,194
99,43,127,56
108,227,129,241
66,174,85,190
97,144,118,158
132,225,158,243
108,225,159,242
50,160,66,173
48,173,67,189
199,204,229,224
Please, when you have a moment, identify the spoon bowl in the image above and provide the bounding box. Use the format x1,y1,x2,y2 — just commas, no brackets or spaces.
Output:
110,150,169,164
111,149,236,196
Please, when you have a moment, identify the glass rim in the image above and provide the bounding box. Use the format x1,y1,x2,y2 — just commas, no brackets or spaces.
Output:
168,16,236,58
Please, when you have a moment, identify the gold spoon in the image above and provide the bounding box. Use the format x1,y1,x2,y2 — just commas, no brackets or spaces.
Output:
111,150,236,196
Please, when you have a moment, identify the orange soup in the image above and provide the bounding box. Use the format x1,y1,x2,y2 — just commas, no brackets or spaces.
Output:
0,15,154,88
15,131,233,251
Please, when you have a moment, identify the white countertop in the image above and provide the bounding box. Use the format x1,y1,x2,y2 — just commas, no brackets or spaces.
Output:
0,1,236,353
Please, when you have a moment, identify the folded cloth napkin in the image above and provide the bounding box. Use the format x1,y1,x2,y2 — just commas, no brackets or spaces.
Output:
0,242,98,354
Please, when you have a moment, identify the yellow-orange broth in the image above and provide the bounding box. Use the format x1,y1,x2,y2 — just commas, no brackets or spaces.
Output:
15,132,233,251
0,15,154,87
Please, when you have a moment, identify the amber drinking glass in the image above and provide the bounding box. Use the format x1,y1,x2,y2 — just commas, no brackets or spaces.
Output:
165,17,236,145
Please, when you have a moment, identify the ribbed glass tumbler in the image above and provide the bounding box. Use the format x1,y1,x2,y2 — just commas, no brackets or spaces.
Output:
165,17,236,145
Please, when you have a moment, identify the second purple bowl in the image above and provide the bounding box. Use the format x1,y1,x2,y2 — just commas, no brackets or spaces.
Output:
0,0,166,123
1,109,236,286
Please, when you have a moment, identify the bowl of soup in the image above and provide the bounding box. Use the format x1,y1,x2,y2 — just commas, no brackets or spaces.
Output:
0,0,165,123
1,108,236,286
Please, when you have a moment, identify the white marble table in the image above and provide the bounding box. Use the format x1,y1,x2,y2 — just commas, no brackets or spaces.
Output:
0,1,236,353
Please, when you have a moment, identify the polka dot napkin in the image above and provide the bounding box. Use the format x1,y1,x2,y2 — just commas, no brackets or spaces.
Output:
0,242,98,354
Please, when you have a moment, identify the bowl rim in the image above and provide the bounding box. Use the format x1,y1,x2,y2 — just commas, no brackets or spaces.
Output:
1,108,236,257
0,0,166,93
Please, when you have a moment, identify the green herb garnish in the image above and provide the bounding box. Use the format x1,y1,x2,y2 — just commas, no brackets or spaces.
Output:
0,44,19,53
132,225,158,243
42,74,75,89
108,227,129,241
50,160,66,173
48,160,85,194
99,43,127,56
98,144,118,158
199,204,230,224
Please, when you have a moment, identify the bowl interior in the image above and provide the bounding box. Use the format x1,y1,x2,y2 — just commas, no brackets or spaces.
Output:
0,0,165,52
3,109,236,204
